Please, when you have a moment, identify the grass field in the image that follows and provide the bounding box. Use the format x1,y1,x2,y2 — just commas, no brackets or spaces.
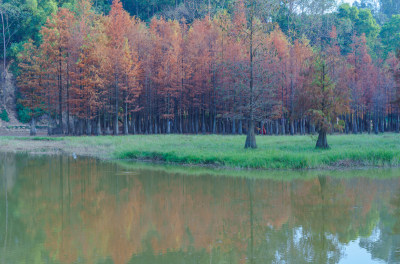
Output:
1,133,400,169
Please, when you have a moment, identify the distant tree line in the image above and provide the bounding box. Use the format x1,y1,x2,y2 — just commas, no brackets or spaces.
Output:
15,0,400,149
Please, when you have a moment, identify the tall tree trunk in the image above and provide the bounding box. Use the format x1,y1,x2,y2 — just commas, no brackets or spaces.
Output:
298,120,301,134
86,119,92,135
103,112,106,134
58,47,63,133
269,122,273,135
148,116,152,134
212,114,216,134
106,114,111,135
290,120,294,135
184,115,188,133
345,114,349,134
167,118,171,134
352,112,358,134
374,110,379,134
201,110,206,134
245,1,257,149
144,117,148,134
154,116,158,134
245,120,257,149
47,116,53,136
79,119,85,135
96,115,102,136
367,113,371,134
179,114,183,134
78,119,83,135
66,63,70,135
195,110,199,134
1,10,6,106
137,115,141,134
30,117,37,136
174,101,178,133
114,77,119,135
190,110,194,133
132,114,136,134
124,103,128,135
72,118,77,135
316,129,329,149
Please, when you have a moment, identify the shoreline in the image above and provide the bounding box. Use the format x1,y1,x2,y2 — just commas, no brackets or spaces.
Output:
1,134,400,171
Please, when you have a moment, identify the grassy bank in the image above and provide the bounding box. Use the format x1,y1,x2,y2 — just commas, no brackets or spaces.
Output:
1,134,400,169
115,159,400,179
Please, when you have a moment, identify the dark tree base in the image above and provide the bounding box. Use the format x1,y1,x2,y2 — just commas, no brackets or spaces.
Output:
316,130,329,149
245,120,257,149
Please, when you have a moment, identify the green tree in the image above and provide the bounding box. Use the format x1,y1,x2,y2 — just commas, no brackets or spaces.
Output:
336,3,380,54
302,56,349,149
356,8,380,40
380,14,400,55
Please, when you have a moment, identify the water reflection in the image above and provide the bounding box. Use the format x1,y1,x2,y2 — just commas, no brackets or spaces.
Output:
0,153,399,263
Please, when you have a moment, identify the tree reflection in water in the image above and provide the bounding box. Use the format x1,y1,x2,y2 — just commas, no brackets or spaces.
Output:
0,153,399,264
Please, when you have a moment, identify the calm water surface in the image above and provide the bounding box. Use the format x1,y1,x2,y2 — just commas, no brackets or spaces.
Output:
1,153,400,264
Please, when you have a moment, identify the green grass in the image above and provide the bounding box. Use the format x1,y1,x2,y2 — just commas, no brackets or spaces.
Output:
115,159,400,180
64,134,400,169
2,134,400,169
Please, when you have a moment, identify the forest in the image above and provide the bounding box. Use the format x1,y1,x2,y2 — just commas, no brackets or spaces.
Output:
2,0,400,148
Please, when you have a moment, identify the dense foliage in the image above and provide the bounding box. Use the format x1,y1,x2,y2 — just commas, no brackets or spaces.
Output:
0,108,9,122
3,0,400,148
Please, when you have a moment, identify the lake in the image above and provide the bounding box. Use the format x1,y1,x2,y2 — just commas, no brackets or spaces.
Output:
0,153,399,263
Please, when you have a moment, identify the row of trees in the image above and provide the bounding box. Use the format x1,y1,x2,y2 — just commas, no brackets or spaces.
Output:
17,0,400,148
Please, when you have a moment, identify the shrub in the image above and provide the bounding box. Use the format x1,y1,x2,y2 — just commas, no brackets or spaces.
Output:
0,109,9,122
16,102,31,123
